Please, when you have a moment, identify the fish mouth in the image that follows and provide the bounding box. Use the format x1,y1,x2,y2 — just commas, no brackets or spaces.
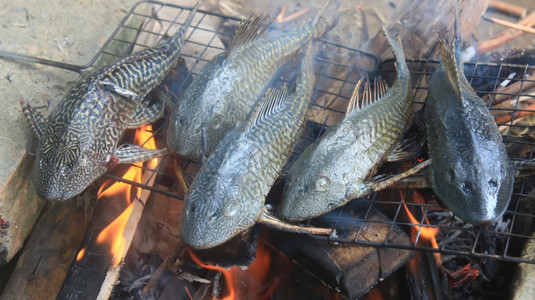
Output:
181,223,230,250
36,186,69,202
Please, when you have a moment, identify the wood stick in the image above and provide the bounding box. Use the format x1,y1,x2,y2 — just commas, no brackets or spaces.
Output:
1,198,91,299
96,161,160,300
483,15,535,34
476,11,535,54
259,208,332,235
488,0,527,18
57,158,160,299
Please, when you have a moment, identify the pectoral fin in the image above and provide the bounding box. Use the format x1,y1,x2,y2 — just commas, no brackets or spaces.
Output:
127,100,164,129
114,144,168,164
20,97,45,138
99,81,143,102
387,136,422,162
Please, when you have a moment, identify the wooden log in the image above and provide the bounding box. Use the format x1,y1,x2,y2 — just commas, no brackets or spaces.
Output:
511,230,535,300
406,251,447,300
0,154,44,266
1,197,91,300
57,153,159,299
269,207,414,299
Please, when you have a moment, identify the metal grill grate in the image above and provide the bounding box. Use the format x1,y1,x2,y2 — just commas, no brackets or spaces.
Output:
2,1,534,264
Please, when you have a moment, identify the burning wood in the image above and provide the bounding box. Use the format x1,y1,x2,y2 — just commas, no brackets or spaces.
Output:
57,125,160,299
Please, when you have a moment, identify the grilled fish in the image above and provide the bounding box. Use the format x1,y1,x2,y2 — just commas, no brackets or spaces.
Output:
279,28,429,221
425,11,513,225
20,5,199,201
180,48,315,249
168,0,339,160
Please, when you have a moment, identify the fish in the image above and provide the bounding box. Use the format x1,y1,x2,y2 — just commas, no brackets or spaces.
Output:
19,4,199,201
180,48,315,249
279,28,430,221
168,0,340,160
425,6,514,225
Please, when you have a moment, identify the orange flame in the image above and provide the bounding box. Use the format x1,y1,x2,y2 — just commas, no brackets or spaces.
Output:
402,191,442,266
188,242,276,300
76,248,85,262
76,125,158,267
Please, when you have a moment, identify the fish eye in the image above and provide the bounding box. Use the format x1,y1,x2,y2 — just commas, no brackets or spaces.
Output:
224,200,239,217
212,115,224,130
314,176,329,192
463,182,472,193
447,168,456,182
298,186,307,196
488,179,497,188
208,212,218,222
189,203,197,213
175,117,182,127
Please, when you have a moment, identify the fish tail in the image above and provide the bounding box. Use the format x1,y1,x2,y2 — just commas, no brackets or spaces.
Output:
438,0,465,98
311,0,341,39
168,2,200,51
382,26,409,78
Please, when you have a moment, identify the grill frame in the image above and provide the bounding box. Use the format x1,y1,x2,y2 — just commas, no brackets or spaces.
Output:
3,0,534,265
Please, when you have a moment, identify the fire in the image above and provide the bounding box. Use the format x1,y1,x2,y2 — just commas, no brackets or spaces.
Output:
76,248,85,262
402,191,441,266
76,124,159,267
188,242,276,300
403,191,479,286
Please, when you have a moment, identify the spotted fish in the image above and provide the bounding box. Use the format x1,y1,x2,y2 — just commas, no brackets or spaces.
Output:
180,48,315,249
20,5,199,201
279,28,430,221
425,7,513,225
168,0,340,160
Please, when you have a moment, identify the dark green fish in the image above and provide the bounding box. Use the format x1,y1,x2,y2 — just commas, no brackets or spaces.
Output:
168,0,339,160
425,11,513,225
180,48,315,249
279,28,430,221
20,5,199,201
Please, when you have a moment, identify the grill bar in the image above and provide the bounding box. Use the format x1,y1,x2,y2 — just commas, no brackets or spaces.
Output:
2,0,534,264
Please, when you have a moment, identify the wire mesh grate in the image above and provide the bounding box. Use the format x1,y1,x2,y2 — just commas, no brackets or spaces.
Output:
3,0,534,264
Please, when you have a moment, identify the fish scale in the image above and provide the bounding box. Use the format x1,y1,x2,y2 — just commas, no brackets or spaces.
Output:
21,5,198,201
278,29,417,221
181,47,316,249
426,29,514,225
169,0,340,160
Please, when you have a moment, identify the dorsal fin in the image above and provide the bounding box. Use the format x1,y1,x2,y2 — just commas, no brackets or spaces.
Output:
247,84,288,128
346,76,389,115
227,14,272,57
439,0,464,98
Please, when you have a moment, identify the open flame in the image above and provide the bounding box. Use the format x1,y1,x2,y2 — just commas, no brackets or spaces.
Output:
402,191,441,266
188,242,277,300
76,124,158,267
403,190,479,286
